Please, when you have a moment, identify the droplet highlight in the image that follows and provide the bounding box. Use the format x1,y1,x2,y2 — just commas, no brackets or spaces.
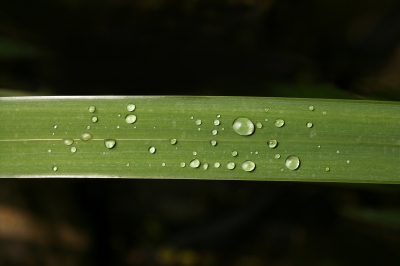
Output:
242,161,256,172
285,155,300,170
125,114,137,124
232,117,255,136
104,139,116,149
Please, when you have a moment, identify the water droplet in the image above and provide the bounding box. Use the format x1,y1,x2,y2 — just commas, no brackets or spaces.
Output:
203,163,209,170
211,140,217,146
325,167,330,172
53,125,57,129
125,114,137,124
88,106,96,113
264,108,269,112
127,104,136,112
126,163,130,166
214,120,220,126
285,155,300,170
336,150,340,154
232,117,255,136
322,111,327,115
149,146,156,154
346,160,350,164
306,122,313,128
190,116,194,119
162,162,166,166
104,139,116,149
52,166,58,172
81,133,93,142
214,162,221,168
116,126,120,129
231,151,238,157
318,145,321,148
193,151,197,156
91,116,98,123
242,161,256,172
265,118,268,122
275,154,281,159
309,106,314,111
70,147,77,153
212,129,218,135
197,128,201,131
48,149,51,153
256,122,263,129
227,162,235,170
216,114,221,118
180,162,186,168
86,126,91,130
170,139,177,145
189,159,200,168
274,119,285,128
195,119,202,126
64,139,74,146
267,140,278,149
255,151,259,155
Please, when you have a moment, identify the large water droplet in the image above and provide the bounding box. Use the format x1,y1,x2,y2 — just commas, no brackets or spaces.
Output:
227,162,235,170
242,161,256,172
88,106,96,113
104,139,116,149
195,119,202,125
231,151,238,157
92,116,98,123
70,147,77,153
149,146,156,154
170,139,177,145
285,155,300,170
125,114,137,124
64,139,74,146
274,119,285,128
211,140,217,146
127,104,136,112
267,140,278,149
212,129,218,136
81,133,93,141
214,162,221,168
214,119,220,126
189,159,200,168
309,106,314,111
232,117,255,136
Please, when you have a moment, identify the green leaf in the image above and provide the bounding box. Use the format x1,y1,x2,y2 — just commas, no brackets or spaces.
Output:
0,96,399,182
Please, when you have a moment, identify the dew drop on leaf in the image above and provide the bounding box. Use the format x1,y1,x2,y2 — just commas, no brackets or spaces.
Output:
256,122,263,129
91,116,98,123
195,119,202,125
149,146,156,154
189,159,200,168
88,106,96,113
70,147,77,153
170,139,177,145
52,166,58,172
242,161,256,172
232,117,255,136
274,119,285,128
214,119,220,126
227,162,236,170
81,133,93,142
231,151,238,157
214,162,221,168
211,140,217,146
275,154,281,159
125,114,137,124
306,122,313,128
180,162,186,168
203,163,209,170
267,140,278,149
212,129,218,136
285,155,300,170
104,139,116,149
127,104,136,112
64,139,74,146
309,106,314,111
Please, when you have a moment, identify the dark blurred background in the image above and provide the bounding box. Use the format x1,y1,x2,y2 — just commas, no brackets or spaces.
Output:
2,0,400,265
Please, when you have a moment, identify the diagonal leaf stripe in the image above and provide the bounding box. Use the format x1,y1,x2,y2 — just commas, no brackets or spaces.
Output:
0,96,399,183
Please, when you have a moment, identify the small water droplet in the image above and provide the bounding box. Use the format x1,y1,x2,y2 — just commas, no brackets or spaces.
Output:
256,122,263,129
53,125,57,129
306,122,313,128
214,162,221,168
214,120,220,126
309,106,314,111
346,160,350,164
116,126,120,129
91,116,98,123
242,161,256,172
88,106,96,113
227,162,235,170
265,118,269,122
70,147,77,153
193,151,197,155
322,111,327,115
149,146,156,154
318,145,321,148
274,119,285,128
127,104,136,112
180,162,186,168
221,127,225,130
336,150,340,154
255,151,259,155
104,139,116,149
81,133,93,142
190,116,194,119
125,114,137,124
162,162,166,166
126,163,130,166
285,155,300,170
87,126,91,130
212,129,218,135
195,119,202,125
325,167,330,172
264,108,269,112
268,140,278,149
211,140,217,146
52,166,58,172
48,149,51,153
232,117,255,136
203,163,209,170
52,132,55,135
118,114,121,117
170,139,177,145
64,139,74,146
232,151,238,157
216,114,221,118
197,128,201,131
189,159,200,168
275,154,281,159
